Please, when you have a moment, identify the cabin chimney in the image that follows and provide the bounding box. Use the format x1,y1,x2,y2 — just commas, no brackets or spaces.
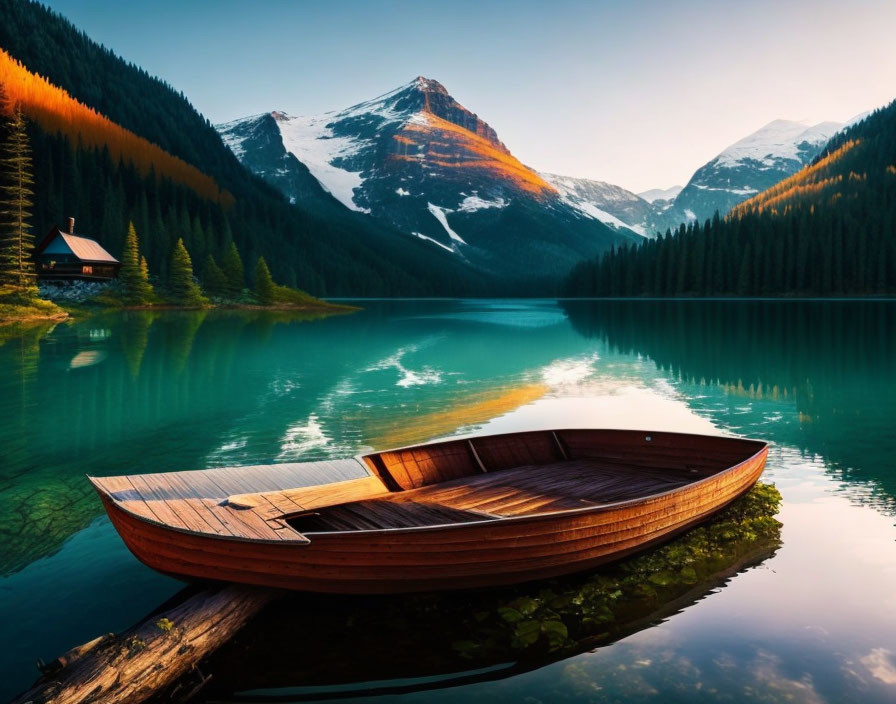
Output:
66,217,75,234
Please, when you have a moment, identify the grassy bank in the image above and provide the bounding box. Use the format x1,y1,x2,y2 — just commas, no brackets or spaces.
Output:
0,286,68,325
88,282,358,313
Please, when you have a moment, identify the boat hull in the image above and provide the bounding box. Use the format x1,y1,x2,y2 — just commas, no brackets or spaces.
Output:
97,438,767,593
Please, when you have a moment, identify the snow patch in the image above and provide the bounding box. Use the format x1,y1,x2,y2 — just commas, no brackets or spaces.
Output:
539,172,647,236
275,113,370,213
396,187,411,196
569,201,647,235
427,203,467,244
406,111,431,127
694,184,758,195
412,231,454,253
540,172,642,205
638,185,682,203
457,194,507,212
216,116,258,159
684,209,696,221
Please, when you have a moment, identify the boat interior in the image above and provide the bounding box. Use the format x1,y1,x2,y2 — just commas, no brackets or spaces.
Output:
285,430,765,533
91,430,765,540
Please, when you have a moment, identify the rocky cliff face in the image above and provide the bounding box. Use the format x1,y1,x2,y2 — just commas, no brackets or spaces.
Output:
392,77,508,149
218,77,635,279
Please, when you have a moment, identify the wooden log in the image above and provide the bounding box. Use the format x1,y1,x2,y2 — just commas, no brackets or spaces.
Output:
12,585,277,704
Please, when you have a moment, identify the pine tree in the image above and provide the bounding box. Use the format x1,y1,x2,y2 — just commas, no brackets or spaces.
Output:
221,241,244,298
139,255,151,292
0,107,37,298
169,238,204,306
254,256,275,305
201,253,227,298
119,222,153,304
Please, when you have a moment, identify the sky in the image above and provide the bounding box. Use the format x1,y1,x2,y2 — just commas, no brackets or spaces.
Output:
45,0,896,193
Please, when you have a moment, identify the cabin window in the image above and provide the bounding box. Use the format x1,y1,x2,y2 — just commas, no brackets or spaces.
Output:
82,265,93,275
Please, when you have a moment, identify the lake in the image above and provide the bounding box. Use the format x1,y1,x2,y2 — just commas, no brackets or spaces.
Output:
1,299,895,703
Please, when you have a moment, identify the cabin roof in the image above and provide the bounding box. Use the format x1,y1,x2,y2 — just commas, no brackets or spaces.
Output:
38,227,119,264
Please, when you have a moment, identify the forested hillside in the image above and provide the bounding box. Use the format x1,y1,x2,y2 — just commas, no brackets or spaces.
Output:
0,0,488,295
564,101,896,297
0,48,230,206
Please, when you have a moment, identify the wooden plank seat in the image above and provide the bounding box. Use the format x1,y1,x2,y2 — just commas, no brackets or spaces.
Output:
287,458,696,532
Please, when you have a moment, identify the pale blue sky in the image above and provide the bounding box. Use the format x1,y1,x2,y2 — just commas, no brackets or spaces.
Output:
46,0,896,192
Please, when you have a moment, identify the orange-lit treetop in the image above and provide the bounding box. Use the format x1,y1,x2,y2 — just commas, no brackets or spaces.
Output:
730,140,860,217
0,48,233,207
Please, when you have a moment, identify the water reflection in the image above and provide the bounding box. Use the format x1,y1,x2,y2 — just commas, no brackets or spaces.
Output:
562,300,896,514
194,488,781,702
2,301,895,577
0,309,359,575
119,310,156,377
1,300,895,704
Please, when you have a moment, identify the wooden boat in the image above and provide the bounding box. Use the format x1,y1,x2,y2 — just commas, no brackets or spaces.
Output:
90,429,768,594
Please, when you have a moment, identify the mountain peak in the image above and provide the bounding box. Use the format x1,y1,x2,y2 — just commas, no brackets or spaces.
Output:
714,118,843,168
410,75,448,95
216,76,630,277
331,76,515,159
638,185,683,203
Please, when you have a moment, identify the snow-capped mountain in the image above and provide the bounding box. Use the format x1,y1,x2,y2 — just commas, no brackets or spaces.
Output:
217,77,636,278
538,173,652,236
537,174,691,237
638,185,682,204
668,119,843,224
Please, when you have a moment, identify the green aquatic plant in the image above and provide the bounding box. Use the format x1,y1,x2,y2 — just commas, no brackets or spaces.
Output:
450,482,782,659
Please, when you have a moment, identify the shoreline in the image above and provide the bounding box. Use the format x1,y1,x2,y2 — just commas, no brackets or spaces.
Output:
93,301,358,312
0,299,356,326
0,310,69,326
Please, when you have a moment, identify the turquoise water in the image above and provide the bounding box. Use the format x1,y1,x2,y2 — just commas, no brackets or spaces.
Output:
1,300,895,702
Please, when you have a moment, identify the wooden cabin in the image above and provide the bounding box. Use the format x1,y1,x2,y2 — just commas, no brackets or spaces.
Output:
34,217,120,281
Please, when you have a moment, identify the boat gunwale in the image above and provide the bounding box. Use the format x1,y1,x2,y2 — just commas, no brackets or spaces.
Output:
88,429,769,545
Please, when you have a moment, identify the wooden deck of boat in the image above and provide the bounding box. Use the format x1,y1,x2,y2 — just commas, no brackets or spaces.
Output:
90,459,372,542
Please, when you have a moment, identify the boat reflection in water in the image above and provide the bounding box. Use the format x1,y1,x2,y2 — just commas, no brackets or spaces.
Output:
193,485,781,702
